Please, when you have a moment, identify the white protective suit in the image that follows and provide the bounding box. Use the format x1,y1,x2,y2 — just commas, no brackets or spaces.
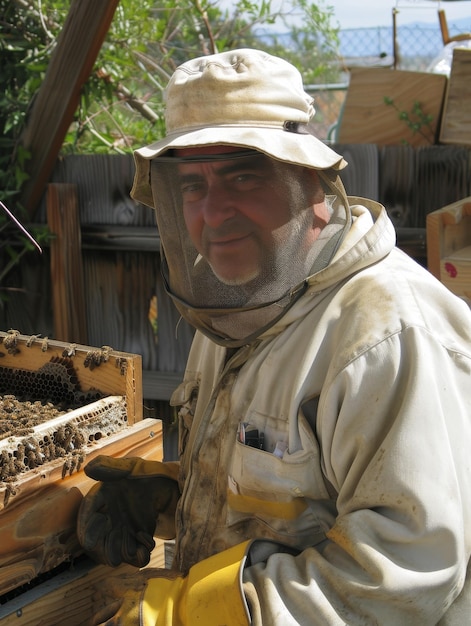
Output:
169,198,471,625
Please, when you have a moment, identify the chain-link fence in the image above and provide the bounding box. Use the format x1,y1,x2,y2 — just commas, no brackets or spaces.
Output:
308,19,470,140
340,23,448,70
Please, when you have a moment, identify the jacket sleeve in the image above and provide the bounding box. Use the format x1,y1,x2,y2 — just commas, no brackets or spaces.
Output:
243,326,471,625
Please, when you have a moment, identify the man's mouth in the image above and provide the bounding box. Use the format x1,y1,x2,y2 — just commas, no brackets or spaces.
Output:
210,233,250,247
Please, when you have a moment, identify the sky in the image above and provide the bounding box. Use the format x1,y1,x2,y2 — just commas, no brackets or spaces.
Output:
327,0,471,29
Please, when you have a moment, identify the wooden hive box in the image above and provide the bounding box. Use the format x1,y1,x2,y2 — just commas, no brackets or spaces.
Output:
0,331,164,600
426,197,471,305
439,47,471,146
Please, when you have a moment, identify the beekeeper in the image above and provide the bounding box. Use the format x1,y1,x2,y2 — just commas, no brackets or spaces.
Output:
78,48,471,625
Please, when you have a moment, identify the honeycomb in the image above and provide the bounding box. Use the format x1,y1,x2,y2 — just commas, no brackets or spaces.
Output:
0,356,103,409
0,355,128,505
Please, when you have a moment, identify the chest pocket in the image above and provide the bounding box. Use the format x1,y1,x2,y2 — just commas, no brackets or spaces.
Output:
226,405,334,539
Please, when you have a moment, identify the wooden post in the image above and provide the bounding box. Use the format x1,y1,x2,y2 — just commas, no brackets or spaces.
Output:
392,8,398,70
19,0,120,217
438,9,450,46
47,183,88,344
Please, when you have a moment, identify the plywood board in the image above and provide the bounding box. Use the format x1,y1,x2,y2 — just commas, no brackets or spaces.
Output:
338,67,447,147
439,47,471,146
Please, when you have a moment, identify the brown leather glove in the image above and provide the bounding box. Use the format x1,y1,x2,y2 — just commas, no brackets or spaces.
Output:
77,455,180,568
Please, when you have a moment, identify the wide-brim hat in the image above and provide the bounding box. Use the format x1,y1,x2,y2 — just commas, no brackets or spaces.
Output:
131,48,347,208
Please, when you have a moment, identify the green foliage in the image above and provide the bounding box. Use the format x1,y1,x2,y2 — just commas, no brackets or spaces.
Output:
64,0,342,154
0,0,341,200
0,0,340,298
0,0,57,288
383,96,435,145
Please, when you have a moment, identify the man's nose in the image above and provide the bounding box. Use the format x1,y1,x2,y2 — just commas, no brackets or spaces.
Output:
202,182,237,228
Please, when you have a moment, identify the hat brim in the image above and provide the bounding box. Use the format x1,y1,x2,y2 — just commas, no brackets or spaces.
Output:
131,125,347,208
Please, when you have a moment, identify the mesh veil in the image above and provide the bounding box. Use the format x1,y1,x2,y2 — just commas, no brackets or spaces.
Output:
150,154,350,346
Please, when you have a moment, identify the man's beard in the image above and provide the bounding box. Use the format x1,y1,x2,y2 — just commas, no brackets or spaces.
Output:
209,198,317,305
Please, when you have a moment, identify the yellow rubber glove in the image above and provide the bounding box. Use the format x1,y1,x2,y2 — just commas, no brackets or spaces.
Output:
94,541,252,626
142,541,252,626
77,455,180,568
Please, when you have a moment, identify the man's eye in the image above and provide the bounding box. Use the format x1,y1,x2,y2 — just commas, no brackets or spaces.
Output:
231,172,262,190
181,182,205,200
181,182,202,193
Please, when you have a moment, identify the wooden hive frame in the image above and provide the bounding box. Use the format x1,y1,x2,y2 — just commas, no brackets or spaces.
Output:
0,330,143,424
0,331,163,598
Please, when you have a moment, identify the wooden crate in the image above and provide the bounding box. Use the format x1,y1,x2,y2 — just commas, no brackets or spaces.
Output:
338,67,447,147
426,197,471,303
0,331,164,597
439,47,471,146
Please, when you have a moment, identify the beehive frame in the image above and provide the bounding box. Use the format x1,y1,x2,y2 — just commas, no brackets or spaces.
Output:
0,330,159,597
0,330,142,424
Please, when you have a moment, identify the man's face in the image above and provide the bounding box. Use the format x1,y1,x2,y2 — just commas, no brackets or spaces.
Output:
176,146,321,286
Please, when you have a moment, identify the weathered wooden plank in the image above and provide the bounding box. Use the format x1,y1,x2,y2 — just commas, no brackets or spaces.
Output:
439,48,471,146
19,0,121,217
47,183,88,344
338,68,447,147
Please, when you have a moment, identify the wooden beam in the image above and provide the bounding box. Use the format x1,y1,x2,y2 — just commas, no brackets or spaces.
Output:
19,0,120,218
47,183,88,344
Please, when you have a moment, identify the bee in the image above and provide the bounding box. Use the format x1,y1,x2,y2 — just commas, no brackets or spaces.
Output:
3,329,20,351
26,334,41,347
0,450,16,481
73,429,86,448
3,482,17,507
26,449,39,469
62,343,77,358
43,442,57,462
84,349,102,370
14,443,26,473
116,357,128,376
61,458,71,479
101,346,113,362
67,457,77,476
61,455,78,478
55,424,77,451
75,451,85,472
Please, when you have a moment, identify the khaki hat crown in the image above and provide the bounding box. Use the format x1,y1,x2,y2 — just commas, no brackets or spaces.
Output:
164,49,314,134
131,48,346,208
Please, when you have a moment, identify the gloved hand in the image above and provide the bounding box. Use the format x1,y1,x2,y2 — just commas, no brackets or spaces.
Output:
89,541,252,626
77,455,180,568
